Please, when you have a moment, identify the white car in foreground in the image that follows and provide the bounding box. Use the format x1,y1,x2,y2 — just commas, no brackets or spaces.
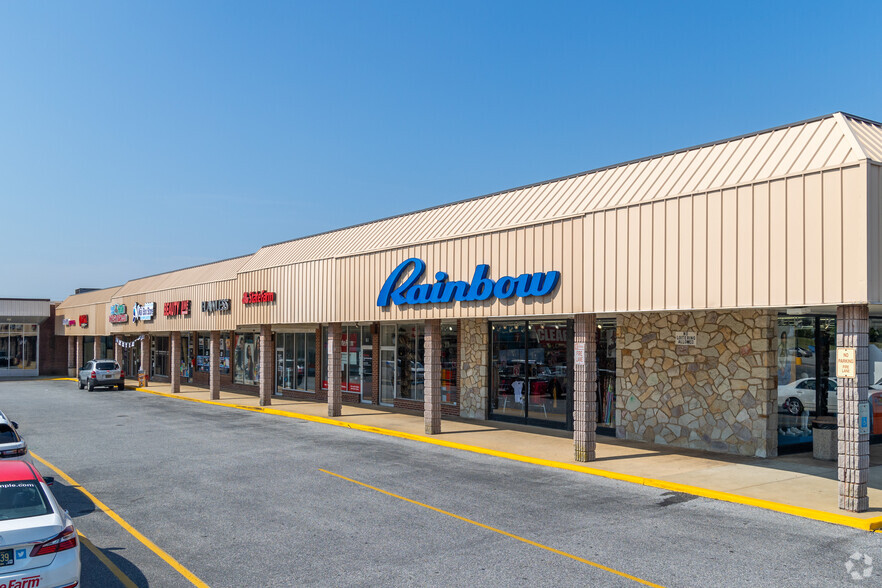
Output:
0,461,80,588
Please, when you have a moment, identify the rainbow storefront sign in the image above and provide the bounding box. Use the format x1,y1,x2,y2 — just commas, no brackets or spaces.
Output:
377,258,560,307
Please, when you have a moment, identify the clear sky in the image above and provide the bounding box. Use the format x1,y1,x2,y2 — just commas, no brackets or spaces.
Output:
2,1,881,300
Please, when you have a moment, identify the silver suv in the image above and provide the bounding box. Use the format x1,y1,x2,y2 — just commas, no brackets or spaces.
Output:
78,359,125,391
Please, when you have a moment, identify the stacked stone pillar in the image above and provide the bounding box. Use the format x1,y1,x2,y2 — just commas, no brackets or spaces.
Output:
170,332,181,394
424,320,442,435
327,323,342,417
75,336,83,371
259,325,273,406
93,336,101,361
209,331,220,400
573,314,598,462
140,335,151,383
837,304,870,512
67,337,75,376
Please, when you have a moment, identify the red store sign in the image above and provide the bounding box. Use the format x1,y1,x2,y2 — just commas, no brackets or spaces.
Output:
242,291,275,304
163,300,191,317
78,315,88,327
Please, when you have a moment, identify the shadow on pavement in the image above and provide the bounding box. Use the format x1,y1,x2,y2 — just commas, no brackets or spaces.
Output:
47,480,151,587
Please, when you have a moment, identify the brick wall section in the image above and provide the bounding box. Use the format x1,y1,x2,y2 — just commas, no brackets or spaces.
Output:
617,310,777,458
259,325,273,406
574,314,597,462
210,331,220,400
458,319,488,420
837,304,870,512
37,306,67,376
314,328,327,403
327,323,342,417
170,332,181,393
424,319,441,434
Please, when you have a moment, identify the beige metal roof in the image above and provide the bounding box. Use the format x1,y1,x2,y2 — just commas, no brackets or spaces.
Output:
55,286,120,310
113,255,252,297
241,112,877,273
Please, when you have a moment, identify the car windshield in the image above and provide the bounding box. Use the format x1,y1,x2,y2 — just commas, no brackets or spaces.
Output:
0,425,18,444
0,481,52,521
96,362,118,370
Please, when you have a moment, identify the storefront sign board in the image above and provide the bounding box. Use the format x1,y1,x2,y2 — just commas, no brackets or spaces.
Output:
132,302,155,323
837,347,856,379
377,258,560,307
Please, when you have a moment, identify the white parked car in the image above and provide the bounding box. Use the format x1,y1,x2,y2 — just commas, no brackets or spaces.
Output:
0,411,30,464
77,359,125,391
777,377,837,415
0,461,80,588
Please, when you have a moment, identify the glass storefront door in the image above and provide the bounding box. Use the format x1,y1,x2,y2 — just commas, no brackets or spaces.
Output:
380,325,396,405
491,320,571,429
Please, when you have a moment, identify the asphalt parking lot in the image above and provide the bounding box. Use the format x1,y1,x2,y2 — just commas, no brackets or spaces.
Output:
1,379,881,587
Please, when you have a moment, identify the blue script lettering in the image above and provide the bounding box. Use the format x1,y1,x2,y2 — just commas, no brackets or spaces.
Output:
376,257,561,307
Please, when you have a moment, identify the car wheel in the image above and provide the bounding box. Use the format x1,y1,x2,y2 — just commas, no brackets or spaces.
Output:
78,379,84,390
87,380,94,392
782,397,803,416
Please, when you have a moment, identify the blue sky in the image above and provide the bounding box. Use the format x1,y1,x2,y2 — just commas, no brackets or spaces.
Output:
2,1,881,300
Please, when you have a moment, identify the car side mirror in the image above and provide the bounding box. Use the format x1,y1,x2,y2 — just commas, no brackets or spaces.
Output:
44,477,55,486
11,422,17,429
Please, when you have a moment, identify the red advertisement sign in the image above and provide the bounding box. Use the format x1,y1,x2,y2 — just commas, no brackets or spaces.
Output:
163,300,191,316
78,315,88,327
242,291,275,304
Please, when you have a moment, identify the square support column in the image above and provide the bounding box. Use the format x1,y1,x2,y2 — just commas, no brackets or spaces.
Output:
259,325,273,406
424,319,442,435
209,331,221,400
93,336,101,361
140,335,151,384
67,337,75,377
574,314,598,462
837,304,870,512
372,323,380,405
170,332,181,394
75,336,83,371
114,338,122,365
327,323,342,417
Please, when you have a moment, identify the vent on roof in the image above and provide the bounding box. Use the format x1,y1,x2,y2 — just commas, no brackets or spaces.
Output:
74,288,99,295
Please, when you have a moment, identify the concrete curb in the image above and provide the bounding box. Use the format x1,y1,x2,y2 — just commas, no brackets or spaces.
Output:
130,385,882,532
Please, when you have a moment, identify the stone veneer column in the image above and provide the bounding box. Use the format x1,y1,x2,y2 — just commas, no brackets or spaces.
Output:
170,332,181,393
259,325,273,406
574,314,598,462
837,304,869,512
458,319,489,420
140,335,151,383
67,337,75,377
209,331,220,400
93,336,101,361
424,320,442,434
327,323,342,417
75,336,83,371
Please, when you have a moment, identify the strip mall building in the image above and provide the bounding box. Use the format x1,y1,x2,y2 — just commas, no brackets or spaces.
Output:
56,113,882,511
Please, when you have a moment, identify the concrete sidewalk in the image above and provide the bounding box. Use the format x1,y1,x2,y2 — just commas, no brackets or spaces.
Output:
109,379,882,531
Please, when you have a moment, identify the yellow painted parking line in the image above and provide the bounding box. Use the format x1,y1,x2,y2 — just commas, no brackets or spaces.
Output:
78,530,138,588
133,386,882,532
31,452,209,588
320,468,665,587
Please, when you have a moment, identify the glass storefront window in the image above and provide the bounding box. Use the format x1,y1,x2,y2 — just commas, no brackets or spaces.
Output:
233,333,260,385
322,326,372,401
597,319,616,428
277,332,315,392
491,320,570,427
441,322,457,405
153,336,169,377
0,324,39,371
396,324,424,401
776,316,837,448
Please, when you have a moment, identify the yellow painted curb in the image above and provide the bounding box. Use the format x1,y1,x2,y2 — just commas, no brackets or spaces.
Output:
133,386,882,533
51,378,77,382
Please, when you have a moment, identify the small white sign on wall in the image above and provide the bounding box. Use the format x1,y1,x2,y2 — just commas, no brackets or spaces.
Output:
574,342,586,366
859,401,870,435
675,331,696,346
837,347,857,379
